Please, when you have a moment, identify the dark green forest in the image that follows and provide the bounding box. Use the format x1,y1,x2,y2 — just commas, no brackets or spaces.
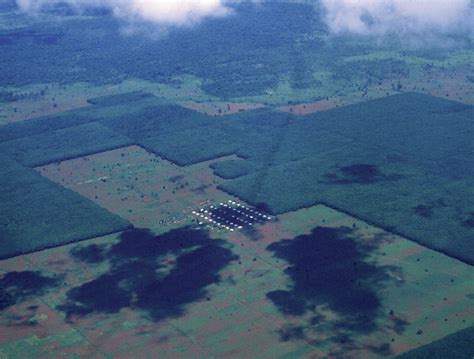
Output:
396,325,474,359
0,1,473,356
0,1,456,101
0,91,472,264
0,153,131,258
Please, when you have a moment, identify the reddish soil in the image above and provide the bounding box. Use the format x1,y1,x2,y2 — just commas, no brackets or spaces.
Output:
278,100,338,115
180,101,265,116
2,146,472,358
6,99,91,124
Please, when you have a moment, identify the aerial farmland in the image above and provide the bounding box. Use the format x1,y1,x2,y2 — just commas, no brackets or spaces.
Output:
0,1,473,358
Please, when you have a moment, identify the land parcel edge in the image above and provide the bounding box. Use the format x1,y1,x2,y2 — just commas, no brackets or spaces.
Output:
0,154,131,259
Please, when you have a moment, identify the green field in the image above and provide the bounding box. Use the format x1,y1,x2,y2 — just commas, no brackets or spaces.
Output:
0,154,131,258
0,91,472,265
0,1,473,357
396,325,474,359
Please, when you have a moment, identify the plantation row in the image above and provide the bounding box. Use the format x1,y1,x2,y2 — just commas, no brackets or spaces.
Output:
0,91,472,264
0,154,131,258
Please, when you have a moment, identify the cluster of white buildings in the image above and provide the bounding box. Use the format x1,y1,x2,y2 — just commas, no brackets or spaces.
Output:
191,200,271,231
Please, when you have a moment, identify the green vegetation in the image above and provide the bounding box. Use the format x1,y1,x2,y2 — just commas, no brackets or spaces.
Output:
0,122,133,166
0,92,165,142
0,3,325,99
220,146,474,264
0,89,472,265
86,91,155,106
100,104,214,140
396,326,474,359
141,107,351,166
206,93,474,264
0,90,20,103
137,93,472,178
0,154,131,258
141,126,238,166
210,159,263,179
0,2,472,356
1,2,471,104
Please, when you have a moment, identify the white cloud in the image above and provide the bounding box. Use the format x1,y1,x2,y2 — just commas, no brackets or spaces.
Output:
321,0,474,37
16,0,234,27
16,0,474,41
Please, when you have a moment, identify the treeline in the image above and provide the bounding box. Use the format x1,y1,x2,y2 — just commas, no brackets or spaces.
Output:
0,90,472,265
0,2,428,100
207,93,474,264
0,154,131,259
0,122,133,167
396,326,474,359
0,92,163,142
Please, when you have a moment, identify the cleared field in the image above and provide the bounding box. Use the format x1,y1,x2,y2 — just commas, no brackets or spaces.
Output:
1,92,472,265
0,91,165,142
4,145,467,358
396,325,474,359
36,145,238,229
0,203,472,358
0,2,473,357
278,100,339,115
180,100,266,116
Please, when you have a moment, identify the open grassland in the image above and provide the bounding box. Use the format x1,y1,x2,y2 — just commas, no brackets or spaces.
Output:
1,113,472,356
1,91,473,265
0,76,218,126
179,100,266,116
396,325,474,359
30,147,474,357
36,145,238,229
1,1,473,127
0,2,473,357
0,190,472,357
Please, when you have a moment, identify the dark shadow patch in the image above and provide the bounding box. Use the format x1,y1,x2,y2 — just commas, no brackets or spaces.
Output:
62,274,132,316
255,202,272,213
58,227,238,322
70,244,107,264
240,225,263,241
461,212,474,228
413,199,448,219
413,205,433,218
389,315,409,335
368,343,392,356
323,164,401,185
266,226,399,353
279,325,305,341
169,175,184,183
0,271,59,310
341,164,380,179
191,184,210,194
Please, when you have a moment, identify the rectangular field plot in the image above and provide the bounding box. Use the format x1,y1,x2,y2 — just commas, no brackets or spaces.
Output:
0,122,133,167
36,145,242,230
0,154,130,259
1,202,472,358
2,93,473,358
220,140,474,264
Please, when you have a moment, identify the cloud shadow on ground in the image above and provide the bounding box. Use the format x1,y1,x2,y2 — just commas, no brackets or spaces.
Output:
58,226,238,322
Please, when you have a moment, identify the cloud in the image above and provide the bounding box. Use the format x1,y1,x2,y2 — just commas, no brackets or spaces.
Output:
321,0,474,37
16,0,234,27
